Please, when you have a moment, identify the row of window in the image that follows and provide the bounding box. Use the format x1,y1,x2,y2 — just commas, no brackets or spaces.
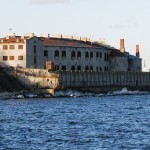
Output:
3,56,23,61
53,50,107,59
44,50,109,62
54,65,109,71
2,45,24,50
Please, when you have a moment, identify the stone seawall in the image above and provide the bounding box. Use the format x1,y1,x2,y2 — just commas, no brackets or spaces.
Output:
59,71,150,92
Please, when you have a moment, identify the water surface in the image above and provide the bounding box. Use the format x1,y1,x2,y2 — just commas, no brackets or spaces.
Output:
1,95,150,150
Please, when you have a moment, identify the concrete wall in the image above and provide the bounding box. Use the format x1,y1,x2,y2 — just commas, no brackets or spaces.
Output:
59,71,150,88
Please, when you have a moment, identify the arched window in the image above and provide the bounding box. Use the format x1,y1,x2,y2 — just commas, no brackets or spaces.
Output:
77,66,81,70
62,65,66,71
85,66,89,71
96,52,99,59
90,52,93,59
77,51,81,58
100,52,102,58
85,52,89,58
90,66,93,70
62,51,66,58
71,66,75,71
54,50,59,57
71,51,75,59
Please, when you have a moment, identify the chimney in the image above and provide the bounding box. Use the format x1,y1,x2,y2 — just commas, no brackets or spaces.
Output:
120,39,125,53
136,45,140,57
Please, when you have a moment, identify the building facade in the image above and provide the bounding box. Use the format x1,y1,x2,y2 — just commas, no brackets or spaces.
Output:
0,33,142,72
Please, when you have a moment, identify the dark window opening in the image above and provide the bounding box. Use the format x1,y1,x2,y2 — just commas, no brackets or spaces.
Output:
44,50,48,57
90,52,93,58
96,52,99,58
77,66,81,70
71,51,75,59
96,67,98,71
34,45,36,54
100,52,102,58
100,67,102,71
34,56,36,64
77,51,81,58
62,65,66,71
90,66,93,70
62,51,66,58
85,66,89,71
85,52,89,58
71,66,75,71
54,50,59,57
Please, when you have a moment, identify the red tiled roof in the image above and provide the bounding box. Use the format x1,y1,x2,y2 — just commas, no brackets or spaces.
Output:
0,37,25,44
40,37,101,48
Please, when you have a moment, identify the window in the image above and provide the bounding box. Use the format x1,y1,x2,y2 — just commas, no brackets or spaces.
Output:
62,65,66,71
100,52,102,58
3,45,8,50
77,66,81,70
10,45,14,50
3,56,8,61
96,67,98,71
85,52,89,58
55,65,59,71
18,45,23,49
9,56,14,60
90,52,93,59
44,50,48,57
100,67,102,71
34,56,36,64
77,51,81,58
18,56,23,60
96,52,99,58
71,51,75,59
71,66,75,71
34,45,36,54
54,50,59,57
90,66,93,70
85,66,89,71
107,54,109,61
62,51,66,58
104,53,107,61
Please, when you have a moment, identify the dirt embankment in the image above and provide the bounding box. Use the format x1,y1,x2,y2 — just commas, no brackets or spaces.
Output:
0,68,26,92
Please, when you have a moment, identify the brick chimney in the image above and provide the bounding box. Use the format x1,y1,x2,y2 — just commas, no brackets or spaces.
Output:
120,39,125,53
136,45,140,57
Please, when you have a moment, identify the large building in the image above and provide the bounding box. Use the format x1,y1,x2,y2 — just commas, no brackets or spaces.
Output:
0,33,142,72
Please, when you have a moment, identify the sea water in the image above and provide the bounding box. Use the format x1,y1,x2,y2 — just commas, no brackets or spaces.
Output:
1,95,150,150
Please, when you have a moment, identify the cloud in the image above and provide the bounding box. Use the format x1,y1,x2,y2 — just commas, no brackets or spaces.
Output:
110,24,127,29
30,0,70,4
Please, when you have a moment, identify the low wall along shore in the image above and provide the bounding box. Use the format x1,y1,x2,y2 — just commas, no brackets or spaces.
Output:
59,71,150,92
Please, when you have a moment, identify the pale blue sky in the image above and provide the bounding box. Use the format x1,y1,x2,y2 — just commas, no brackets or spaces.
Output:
1,0,150,70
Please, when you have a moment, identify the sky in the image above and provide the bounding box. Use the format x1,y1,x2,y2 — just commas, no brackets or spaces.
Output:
0,0,150,71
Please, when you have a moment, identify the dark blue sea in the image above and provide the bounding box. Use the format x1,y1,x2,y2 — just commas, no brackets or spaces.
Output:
1,95,150,150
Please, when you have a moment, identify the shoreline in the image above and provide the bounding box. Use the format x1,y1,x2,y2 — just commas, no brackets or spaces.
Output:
0,88,149,100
